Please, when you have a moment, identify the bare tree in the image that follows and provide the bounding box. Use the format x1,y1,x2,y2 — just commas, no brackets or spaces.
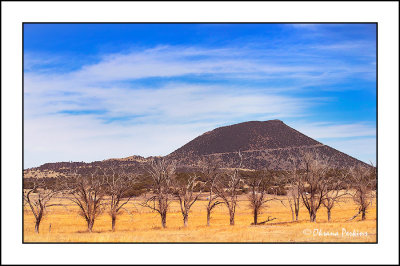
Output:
299,152,331,222
282,165,302,222
65,166,106,232
245,170,277,225
102,166,138,231
141,158,176,228
322,169,349,221
214,152,243,226
199,157,222,226
172,174,203,227
23,178,61,233
349,164,376,221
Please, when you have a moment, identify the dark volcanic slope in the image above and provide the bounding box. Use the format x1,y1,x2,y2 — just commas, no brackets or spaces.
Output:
169,120,320,156
167,120,368,170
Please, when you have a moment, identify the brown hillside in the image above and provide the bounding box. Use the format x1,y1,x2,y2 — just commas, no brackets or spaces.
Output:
167,120,369,170
24,120,370,176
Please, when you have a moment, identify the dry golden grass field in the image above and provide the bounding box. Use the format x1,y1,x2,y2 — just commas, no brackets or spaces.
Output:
24,194,376,243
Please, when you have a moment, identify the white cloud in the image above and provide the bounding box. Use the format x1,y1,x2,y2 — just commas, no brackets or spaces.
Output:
24,81,317,168
322,138,376,165
24,115,218,168
24,45,376,168
289,24,320,30
286,121,376,164
290,121,376,139
25,44,375,86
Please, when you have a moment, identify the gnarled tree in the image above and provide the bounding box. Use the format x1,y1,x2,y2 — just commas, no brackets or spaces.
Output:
282,157,303,222
322,169,349,221
23,178,61,233
173,173,203,227
244,170,277,225
349,164,376,221
199,157,222,226
214,152,243,226
284,172,302,222
299,152,331,222
141,158,176,228
65,166,106,232
102,165,138,231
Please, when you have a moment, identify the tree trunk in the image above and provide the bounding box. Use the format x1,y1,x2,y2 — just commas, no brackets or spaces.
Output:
310,210,316,222
87,219,94,233
229,210,235,226
206,209,211,226
295,206,299,221
161,214,167,228
34,220,40,234
253,209,258,225
361,209,366,220
183,215,188,227
112,215,116,232
327,209,331,221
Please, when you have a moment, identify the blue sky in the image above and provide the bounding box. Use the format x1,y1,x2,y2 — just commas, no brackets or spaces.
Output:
24,23,376,168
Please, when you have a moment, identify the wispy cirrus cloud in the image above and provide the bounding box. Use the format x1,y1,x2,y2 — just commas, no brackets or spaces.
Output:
24,40,376,168
289,24,321,29
25,81,319,129
286,121,376,164
25,44,375,85
290,121,376,139
322,137,376,165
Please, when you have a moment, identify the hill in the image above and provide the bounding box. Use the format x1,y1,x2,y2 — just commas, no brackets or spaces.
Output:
167,120,368,170
24,120,370,177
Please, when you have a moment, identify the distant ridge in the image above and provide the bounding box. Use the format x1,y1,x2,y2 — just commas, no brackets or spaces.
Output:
24,120,370,177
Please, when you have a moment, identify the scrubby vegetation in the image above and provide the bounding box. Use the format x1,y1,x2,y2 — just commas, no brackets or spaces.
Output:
23,152,376,242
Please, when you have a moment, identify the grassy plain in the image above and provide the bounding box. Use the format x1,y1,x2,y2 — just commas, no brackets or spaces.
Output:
23,194,376,243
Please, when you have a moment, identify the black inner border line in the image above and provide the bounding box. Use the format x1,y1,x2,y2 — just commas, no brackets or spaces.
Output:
22,22,378,244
